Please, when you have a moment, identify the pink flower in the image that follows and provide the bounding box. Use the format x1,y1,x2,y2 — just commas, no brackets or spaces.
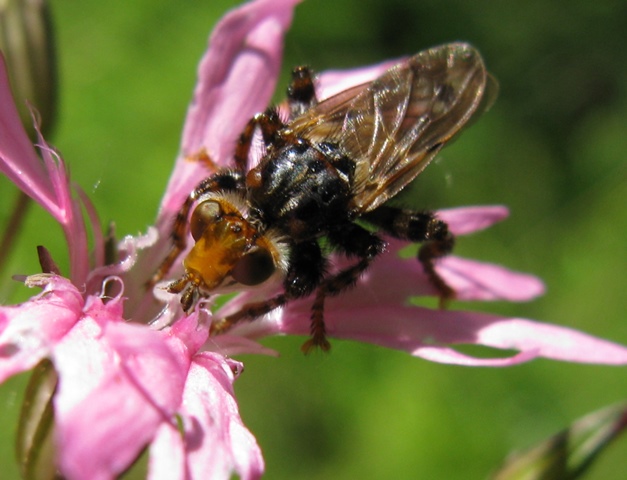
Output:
1,0,627,479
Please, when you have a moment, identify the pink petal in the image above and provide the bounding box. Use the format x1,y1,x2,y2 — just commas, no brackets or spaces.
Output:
149,352,264,480
168,312,209,355
160,0,301,220
93,228,160,319
437,256,546,302
54,311,188,479
276,303,627,366
209,333,279,357
148,422,187,480
316,57,401,101
0,275,82,382
310,238,543,305
75,185,105,277
0,55,92,283
437,205,509,236
475,316,627,365
0,55,57,216
412,346,537,366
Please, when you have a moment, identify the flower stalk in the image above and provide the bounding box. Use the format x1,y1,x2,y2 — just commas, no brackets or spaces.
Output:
16,359,58,480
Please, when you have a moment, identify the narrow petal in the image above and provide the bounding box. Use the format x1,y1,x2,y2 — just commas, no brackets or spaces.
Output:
0,275,82,382
91,228,159,317
437,256,546,302
149,352,264,480
437,205,509,236
246,296,627,366
0,54,57,215
308,238,543,305
70,183,103,282
76,186,105,269
316,58,401,100
411,345,537,366
160,0,301,220
39,143,90,284
0,55,92,283
133,0,302,318
210,334,279,357
475,316,627,365
53,311,188,479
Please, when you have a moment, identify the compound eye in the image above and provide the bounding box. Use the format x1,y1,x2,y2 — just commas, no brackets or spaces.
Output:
231,248,275,286
190,201,221,241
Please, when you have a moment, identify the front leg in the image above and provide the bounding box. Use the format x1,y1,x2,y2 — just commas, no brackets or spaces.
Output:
233,65,318,171
234,108,287,171
361,206,455,305
149,169,246,287
211,292,289,335
211,240,326,335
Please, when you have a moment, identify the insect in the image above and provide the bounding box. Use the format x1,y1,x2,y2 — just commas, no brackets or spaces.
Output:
151,42,497,352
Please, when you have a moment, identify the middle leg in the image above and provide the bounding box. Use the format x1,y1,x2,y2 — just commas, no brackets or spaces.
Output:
302,223,386,352
149,170,246,287
211,240,327,335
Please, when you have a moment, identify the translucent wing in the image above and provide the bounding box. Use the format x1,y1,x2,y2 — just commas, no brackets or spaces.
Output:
289,43,497,212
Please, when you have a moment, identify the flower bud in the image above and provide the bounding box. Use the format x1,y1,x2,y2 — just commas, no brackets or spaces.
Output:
492,402,627,480
0,0,56,139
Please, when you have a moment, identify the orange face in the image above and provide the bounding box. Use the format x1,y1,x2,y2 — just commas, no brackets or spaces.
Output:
168,197,280,311
185,203,263,290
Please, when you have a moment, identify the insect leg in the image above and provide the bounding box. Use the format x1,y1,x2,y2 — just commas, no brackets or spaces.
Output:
211,292,289,335
302,224,386,353
234,66,314,172
233,108,287,171
284,240,327,298
211,241,326,334
362,206,455,305
287,66,317,118
148,170,245,287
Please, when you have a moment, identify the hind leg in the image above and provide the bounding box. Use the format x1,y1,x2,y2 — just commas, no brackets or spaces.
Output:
362,206,455,305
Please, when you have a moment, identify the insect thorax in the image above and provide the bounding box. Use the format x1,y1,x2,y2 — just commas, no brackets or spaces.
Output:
247,140,356,240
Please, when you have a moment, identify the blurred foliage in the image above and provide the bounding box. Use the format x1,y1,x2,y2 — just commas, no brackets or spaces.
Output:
491,402,627,480
1,0,626,478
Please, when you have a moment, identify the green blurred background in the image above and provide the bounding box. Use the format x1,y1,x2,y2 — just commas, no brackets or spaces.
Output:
1,0,626,478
